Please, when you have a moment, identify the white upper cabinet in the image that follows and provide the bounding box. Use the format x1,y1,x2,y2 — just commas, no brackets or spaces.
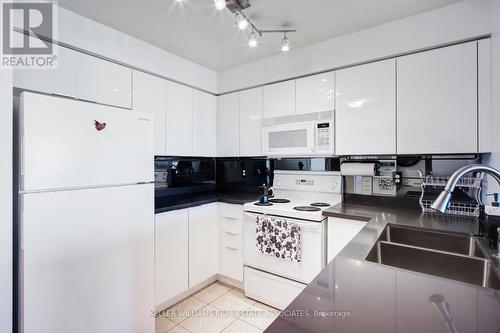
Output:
155,209,189,307
263,80,295,118
193,90,217,157
188,203,218,287
217,92,240,157
478,39,492,153
239,87,263,156
336,59,396,155
13,32,132,109
76,52,132,109
397,42,478,154
166,81,193,156
13,40,78,98
133,71,166,156
296,72,335,114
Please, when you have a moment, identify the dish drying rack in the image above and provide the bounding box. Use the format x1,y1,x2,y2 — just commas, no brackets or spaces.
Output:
418,170,484,217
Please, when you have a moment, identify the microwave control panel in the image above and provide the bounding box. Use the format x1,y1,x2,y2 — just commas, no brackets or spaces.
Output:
316,122,333,153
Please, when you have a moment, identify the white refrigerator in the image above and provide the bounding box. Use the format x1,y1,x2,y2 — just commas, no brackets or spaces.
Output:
18,92,155,333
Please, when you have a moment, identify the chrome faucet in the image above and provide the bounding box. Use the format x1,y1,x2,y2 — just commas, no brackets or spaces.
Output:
430,164,500,213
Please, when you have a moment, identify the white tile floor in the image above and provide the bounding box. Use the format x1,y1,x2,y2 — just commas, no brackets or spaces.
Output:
156,282,280,333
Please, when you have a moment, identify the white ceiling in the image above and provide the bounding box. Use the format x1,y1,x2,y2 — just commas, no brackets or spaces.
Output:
57,0,463,71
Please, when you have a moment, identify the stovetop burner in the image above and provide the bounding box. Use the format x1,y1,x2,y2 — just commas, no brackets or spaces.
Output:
254,202,273,206
310,202,331,207
269,198,291,203
293,206,321,212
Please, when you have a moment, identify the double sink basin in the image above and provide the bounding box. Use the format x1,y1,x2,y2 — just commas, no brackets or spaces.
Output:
366,224,500,290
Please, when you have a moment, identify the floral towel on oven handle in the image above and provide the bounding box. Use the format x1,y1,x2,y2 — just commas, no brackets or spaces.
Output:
255,215,302,263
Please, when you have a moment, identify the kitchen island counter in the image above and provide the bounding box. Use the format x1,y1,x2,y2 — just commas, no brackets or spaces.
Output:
265,201,500,333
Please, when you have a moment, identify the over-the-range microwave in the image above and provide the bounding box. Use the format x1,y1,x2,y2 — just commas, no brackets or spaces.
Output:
262,120,334,156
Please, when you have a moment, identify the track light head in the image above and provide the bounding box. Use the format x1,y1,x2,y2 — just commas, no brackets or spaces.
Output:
248,31,258,47
214,0,226,10
281,35,290,52
235,12,249,30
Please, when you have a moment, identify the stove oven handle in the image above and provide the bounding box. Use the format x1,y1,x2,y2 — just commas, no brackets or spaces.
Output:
243,212,324,231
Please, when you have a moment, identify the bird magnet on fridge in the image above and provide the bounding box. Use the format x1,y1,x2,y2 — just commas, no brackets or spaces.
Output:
94,120,106,131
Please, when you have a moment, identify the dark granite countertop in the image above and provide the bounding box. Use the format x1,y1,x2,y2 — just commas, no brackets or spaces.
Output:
155,191,258,213
265,202,500,333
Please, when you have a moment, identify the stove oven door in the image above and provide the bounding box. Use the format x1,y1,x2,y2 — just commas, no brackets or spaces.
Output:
243,212,326,284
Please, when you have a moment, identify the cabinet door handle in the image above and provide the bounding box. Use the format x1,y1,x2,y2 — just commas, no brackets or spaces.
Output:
224,231,238,236
224,246,239,251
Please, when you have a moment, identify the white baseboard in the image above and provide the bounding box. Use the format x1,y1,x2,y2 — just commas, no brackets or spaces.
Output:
216,274,243,290
156,275,217,312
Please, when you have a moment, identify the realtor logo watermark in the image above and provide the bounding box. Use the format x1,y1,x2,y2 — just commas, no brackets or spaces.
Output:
1,0,58,69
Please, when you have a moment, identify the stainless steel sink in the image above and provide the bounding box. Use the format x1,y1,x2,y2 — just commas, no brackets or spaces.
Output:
366,225,500,290
383,225,485,258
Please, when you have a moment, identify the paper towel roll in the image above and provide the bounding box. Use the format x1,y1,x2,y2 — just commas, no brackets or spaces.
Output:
340,162,376,176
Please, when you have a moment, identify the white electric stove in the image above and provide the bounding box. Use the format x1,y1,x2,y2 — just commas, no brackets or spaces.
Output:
243,170,343,221
242,170,343,310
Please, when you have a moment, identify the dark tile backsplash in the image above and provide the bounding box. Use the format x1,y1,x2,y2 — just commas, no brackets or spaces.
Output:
155,156,340,200
273,157,340,172
155,156,215,190
216,158,270,188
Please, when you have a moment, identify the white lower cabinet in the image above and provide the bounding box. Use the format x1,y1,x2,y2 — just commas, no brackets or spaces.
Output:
155,203,219,307
189,203,218,287
327,217,367,262
220,246,243,281
218,203,244,283
155,209,189,308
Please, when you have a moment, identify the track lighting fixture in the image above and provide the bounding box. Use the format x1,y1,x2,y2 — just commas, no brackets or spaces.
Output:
248,31,258,47
214,0,226,10
235,12,249,30
281,34,290,52
215,1,295,51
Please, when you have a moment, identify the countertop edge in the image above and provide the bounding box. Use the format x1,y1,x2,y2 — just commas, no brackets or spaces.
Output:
322,210,372,222
155,193,258,214
155,197,218,214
